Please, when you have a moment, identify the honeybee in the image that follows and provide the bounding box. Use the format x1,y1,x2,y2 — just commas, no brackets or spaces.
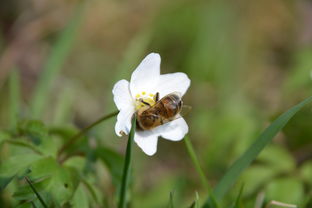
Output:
136,92,185,130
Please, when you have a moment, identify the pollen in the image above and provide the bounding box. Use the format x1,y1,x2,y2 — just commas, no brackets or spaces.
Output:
135,91,157,110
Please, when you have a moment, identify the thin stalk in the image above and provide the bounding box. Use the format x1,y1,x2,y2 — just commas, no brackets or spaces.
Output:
184,136,209,191
118,116,136,208
184,136,218,207
25,176,48,208
57,111,118,161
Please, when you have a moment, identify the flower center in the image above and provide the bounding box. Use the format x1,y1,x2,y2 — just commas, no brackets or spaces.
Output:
135,91,156,110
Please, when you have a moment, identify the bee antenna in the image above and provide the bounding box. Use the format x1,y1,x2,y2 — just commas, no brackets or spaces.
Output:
139,98,151,106
154,92,160,102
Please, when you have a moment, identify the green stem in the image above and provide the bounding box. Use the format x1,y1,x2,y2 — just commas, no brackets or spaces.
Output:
57,111,119,162
184,136,209,191
25,176,48,208
184,136,218,207
118,116,136,208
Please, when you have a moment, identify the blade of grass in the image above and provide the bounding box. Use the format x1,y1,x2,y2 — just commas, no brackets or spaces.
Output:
9,68,20,129
25,176,48,208
184,136,218,208
232,184,244,208
118,116,136,208
189,192,200,208
203,96,312,207
167,191,175,208
184,136,209,190
31,4,84,118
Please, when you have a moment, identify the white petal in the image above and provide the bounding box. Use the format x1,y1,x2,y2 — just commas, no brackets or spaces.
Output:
158,118,188,141
157,72,190,98
134,131,159,156
115,108,135,136
130,53,161,96
112,79,133,110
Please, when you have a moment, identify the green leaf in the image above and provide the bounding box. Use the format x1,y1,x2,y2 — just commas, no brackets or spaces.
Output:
96,146,123,186
239,165,276,196
257,145,295,172
17,120,48,147
0,152,42,177
1,139,43,155
118,116,136,208
299,161,312,186
0,175,15,191
14,157,80,206
203,96,312,206
0,147,42,190
81,178,100,204
71,183,89,208
31,4,84,118
265,177,304,205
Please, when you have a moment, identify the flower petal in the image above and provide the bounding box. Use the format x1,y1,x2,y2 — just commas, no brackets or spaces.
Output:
112,79,133,110
134,131,159,156
115,107,135,136
130,53,161,96
159,118,188,141
157,72,190,98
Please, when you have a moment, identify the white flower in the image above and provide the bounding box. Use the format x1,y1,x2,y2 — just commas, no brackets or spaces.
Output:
112,53,191,156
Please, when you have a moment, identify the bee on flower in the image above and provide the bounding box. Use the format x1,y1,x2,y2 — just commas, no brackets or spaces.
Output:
112,53,190,155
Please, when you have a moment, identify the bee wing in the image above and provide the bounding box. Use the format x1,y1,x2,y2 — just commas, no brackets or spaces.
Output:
159,106,191,125
179,105,192,117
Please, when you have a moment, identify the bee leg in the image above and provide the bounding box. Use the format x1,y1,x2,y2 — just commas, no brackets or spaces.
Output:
154,92,159,102
139,98,151,106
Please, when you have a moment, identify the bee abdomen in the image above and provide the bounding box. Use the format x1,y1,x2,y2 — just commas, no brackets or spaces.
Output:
161,94,182,117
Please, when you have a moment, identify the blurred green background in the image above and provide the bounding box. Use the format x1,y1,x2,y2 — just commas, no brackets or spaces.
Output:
0,0,312,207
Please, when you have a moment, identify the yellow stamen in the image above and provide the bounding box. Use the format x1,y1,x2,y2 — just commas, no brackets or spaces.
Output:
142,91,146,95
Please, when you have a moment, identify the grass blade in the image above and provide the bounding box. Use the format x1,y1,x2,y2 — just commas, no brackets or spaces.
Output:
9,69,20,129
31,4,84,118
232,184,244,208
167,191,175,208
184,136,219,208
203,96,312,207
118,116,136,208
25,176,48,208
184,136,209,191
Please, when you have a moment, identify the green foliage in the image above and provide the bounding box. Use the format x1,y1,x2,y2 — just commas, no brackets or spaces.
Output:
96,146,123,186
265,177,304,205
203,96,312,207
232,185,244,208
1,0,312,207
31,4,84,119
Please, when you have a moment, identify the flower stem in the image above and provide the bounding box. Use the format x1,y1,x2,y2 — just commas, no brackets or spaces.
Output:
118,116,136,208
57,111,119,162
